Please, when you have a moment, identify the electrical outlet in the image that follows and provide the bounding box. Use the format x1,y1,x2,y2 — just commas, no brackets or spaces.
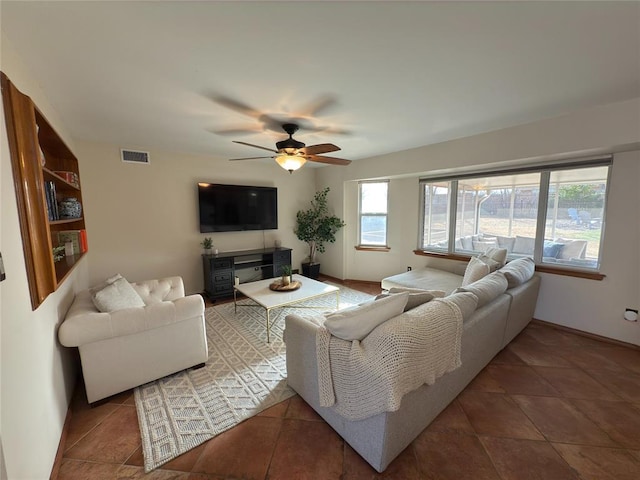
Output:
407,266,412,271
0,252,5,282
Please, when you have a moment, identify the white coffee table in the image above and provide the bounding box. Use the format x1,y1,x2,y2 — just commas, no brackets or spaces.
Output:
234,274,340,342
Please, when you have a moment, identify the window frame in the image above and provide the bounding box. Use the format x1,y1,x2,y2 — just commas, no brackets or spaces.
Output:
357,180,390,248
418,157,612,274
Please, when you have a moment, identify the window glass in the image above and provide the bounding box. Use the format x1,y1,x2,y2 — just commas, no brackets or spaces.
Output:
543,166,608,269
418,160,610,272
359,182,388,246
421,182,451,250
454,173,541,255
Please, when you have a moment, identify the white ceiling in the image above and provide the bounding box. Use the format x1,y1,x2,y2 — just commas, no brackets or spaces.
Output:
1,1,639,164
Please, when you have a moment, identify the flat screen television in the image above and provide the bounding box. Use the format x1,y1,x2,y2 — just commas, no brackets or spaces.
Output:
198,183,278,232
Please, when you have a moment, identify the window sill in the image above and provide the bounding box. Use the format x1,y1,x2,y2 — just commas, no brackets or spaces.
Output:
413,250,606,281
413,249,471,262
534,264,605,281
355,245,391,252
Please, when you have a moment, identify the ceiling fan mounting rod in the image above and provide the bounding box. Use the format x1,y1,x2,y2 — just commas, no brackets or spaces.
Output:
282,123,299,136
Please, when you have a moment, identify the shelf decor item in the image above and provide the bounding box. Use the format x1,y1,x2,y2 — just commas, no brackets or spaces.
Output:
54,170,79,188
58,197,82,219
201,237,213,255
294,187,345,279
269,279,301,292
52,246,65,263
280,265,292,286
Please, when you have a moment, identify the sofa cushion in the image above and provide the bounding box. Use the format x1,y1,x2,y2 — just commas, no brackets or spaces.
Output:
90,275,145,313
543,240,565,259
381,267,464,295
456,271,508,308
324,292,409,341
477,247,508,271
500,257,536,288
472,240,498,252
461,257,490,286
555,238,587,260
442,291,478,321
496,235,516,252
388,287,445,311
513,235,535,255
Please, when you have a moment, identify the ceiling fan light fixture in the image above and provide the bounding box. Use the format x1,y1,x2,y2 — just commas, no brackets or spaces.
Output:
276,154,306,173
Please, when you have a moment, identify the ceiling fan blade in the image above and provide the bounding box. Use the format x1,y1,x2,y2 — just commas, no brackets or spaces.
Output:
299,143,341,155
232,140,278,153
306,155,352,166
297,94,337,117
214,96,263,119
229,156,274,161
214,126,261,136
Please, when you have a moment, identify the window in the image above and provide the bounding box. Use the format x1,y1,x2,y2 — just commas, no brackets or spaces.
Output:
420,160,611,271
359,181,389,247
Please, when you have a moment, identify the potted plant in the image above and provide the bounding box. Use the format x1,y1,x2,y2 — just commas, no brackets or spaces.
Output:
294,187,345,279
201,237,213,255
280,265,292,286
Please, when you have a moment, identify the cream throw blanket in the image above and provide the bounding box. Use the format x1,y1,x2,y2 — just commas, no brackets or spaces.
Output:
316,298,463,421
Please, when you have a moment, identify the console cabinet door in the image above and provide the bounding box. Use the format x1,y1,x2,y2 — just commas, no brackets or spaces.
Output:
203,256,234,299
272,249,292,277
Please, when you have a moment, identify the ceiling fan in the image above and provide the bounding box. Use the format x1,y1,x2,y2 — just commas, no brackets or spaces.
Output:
229,123,351,173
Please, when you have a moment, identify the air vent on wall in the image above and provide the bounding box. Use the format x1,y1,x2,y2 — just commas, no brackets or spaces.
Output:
121,149,150,164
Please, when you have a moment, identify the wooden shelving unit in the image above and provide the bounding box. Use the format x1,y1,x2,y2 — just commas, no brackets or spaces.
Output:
1,72,87,309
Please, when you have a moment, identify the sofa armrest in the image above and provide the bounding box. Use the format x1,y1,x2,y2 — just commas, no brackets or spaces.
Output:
285,314,324,398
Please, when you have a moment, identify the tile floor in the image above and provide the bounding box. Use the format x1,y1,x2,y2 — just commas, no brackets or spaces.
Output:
58,280,640,479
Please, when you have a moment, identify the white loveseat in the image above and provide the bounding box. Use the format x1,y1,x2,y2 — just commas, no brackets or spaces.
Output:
58,276,208,403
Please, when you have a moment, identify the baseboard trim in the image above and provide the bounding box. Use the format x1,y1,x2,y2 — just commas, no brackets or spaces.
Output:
531,318,639,350
49,406,72,479
319,274,381,288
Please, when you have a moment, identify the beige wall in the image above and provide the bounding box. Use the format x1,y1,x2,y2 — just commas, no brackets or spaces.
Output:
317,98,640,346
75,141,317,293
1,36,89,479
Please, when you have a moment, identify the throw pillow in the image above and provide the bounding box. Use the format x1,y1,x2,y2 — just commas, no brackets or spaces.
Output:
460,236,474,251
324,291,409,341
496,235,516,253
91,275,146,313
441,291,478,321
512,235,536,255
88,273,123,296
472,240,498,252
389,287,446,311
477,247,508,272
455,271,508,308
543,240,564,258
461,257,490,286
554,238,587,260
500,257,536,288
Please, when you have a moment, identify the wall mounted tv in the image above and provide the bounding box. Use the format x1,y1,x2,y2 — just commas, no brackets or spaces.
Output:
198,183,278,233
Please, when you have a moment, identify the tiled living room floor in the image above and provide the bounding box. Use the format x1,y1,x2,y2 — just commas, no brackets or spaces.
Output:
58,281,640,480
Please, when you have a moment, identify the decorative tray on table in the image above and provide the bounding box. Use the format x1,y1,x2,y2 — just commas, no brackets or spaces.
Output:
269,280,302,292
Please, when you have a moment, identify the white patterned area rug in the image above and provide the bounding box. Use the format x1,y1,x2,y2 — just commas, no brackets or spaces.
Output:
134,283,372,472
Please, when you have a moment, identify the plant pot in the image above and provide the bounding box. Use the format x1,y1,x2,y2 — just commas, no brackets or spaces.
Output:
282,275,291,286
301,262,320,280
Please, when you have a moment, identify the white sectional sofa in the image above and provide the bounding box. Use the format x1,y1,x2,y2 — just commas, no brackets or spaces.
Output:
285,257,540,472
432,233,590,266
